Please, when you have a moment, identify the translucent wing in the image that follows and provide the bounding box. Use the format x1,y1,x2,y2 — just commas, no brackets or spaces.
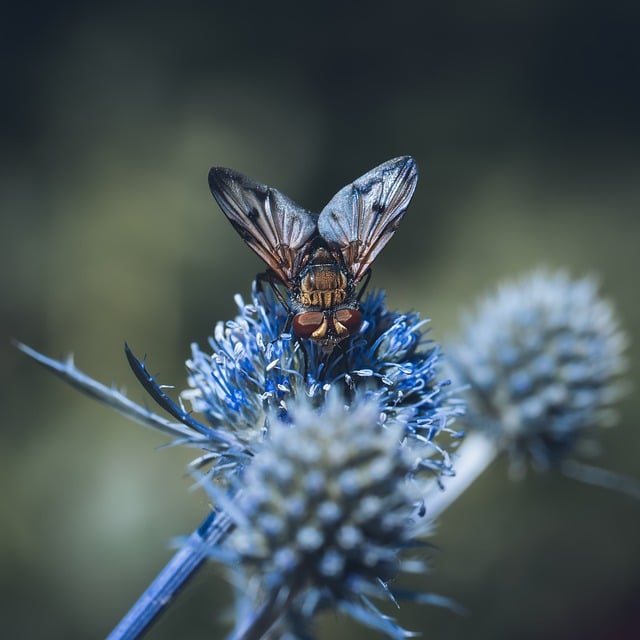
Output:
208,167,318,285
317,156,418,283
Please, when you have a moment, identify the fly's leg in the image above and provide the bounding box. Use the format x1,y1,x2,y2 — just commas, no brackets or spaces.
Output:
254,270,311,376
280,308,295,335
295,336,310,378
255,270,293,338
255,270,290,310
273,297,310,377
256,271,294,314
255,270,294,331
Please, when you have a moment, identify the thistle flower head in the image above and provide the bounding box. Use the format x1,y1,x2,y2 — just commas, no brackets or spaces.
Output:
447,269,628,473
219,390,433,639
20,277,462,638
182,284,461,481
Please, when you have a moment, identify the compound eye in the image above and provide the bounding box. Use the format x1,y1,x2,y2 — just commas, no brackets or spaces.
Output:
334,308,363,335
292,312,325,338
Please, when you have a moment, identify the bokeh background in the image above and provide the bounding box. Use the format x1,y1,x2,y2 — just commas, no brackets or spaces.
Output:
2,2,639,639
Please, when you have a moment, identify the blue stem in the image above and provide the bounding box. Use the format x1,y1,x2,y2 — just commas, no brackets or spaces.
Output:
106,509,233,640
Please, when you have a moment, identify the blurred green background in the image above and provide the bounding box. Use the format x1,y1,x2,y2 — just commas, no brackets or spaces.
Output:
2,2,639,639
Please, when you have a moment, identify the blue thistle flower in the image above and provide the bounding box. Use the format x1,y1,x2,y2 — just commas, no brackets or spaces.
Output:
16,282,461,639
211,390,447,639
182,283,462,482
447,269,628,475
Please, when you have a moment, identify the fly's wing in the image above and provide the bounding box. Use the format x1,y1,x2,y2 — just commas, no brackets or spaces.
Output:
317,156,418,283
208,167,318,285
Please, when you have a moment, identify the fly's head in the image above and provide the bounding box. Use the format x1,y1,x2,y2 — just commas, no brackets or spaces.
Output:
292,307,364,352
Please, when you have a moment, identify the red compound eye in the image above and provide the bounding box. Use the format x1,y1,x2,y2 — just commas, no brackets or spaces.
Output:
334,308,363,335
292,312,325,338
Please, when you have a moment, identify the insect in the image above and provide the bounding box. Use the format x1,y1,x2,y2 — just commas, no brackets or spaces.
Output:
208,156,418,352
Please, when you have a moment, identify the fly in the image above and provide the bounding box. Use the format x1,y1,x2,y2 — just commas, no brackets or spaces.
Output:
208,156,418,352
